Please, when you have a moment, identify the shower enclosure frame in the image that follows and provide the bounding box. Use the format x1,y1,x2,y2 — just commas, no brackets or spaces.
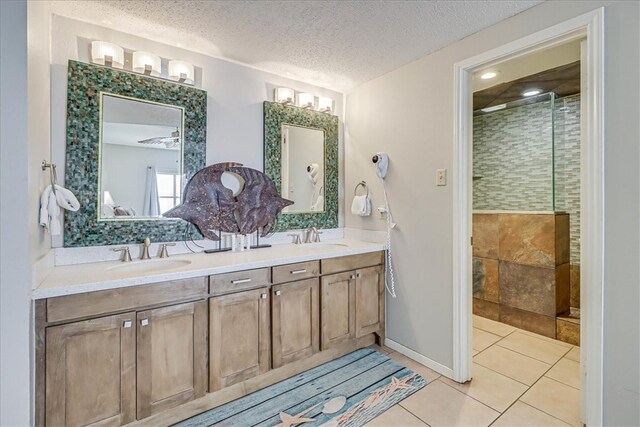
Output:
452,8,604,425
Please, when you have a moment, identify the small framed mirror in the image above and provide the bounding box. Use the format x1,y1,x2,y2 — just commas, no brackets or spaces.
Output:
281,124,325,213
99,94,185,220
263,101,338,231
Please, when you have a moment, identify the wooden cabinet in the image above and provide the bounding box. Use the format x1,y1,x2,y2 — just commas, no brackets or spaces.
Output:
39,251,385,425
355,265,385,338
136,301,207,419
209,288,271,391
45,312,136,426
271,278,320,368
321,271,356,350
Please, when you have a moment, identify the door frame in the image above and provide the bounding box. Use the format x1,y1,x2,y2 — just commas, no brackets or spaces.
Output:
452,7,604,425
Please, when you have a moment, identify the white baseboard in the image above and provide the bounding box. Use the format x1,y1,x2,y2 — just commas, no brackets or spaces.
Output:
384,338,454,380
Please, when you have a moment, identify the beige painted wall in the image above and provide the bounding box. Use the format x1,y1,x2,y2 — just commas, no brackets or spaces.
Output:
345,1,639,425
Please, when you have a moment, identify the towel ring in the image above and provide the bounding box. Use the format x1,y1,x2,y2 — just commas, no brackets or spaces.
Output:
42,160,58,196
354,181,369,197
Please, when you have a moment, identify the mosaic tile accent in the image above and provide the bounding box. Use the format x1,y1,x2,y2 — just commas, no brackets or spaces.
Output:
263,101,339,231
64,60,207,247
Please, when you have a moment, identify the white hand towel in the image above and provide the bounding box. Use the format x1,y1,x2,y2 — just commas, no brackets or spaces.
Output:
39,185,81,236
350,195,371,216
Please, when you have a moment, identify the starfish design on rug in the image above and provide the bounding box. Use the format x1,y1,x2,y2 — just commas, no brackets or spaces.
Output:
275,403,319,427
337,374,418,423
387,375,417,392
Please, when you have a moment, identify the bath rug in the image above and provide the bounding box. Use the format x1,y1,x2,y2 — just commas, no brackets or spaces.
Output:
174,348,427,427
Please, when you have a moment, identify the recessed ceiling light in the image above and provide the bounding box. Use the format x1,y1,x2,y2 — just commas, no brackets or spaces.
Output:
522,89,542,97
480,71,497,80
481,104,506,113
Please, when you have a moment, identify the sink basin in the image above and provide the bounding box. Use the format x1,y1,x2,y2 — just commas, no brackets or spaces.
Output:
308,243,349,249
107,259,192,274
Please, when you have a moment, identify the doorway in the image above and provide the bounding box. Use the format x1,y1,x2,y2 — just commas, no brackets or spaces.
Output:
452,8,604,426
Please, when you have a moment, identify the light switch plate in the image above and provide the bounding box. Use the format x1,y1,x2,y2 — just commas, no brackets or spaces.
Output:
437,168,447,186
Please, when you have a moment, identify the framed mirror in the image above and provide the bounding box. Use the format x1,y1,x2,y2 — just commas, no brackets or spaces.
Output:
64,60,206,247
263,101,338,231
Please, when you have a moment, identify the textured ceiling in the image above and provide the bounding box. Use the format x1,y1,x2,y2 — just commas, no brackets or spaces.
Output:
50,0,543,92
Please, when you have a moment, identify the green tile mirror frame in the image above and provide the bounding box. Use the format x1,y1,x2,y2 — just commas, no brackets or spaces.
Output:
64,60,206,247
263,101,339,231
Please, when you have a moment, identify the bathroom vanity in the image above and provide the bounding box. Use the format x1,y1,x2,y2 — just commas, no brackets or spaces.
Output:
34,243,385,426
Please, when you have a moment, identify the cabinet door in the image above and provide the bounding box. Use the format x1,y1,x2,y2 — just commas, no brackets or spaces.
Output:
272,278,320,368
356,265,384,337
321,271,356,350
136,300,207,419
45,312,136,426
209,288,271,391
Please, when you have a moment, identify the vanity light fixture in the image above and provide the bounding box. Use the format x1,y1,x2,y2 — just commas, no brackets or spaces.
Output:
275,87,295,104
480,71,498,80
132,51,161,76
90,41,125,69
318,96,333,113
168,60,195,85
522,89,542,97
297,92,315,109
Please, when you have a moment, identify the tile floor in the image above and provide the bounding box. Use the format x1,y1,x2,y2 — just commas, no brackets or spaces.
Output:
367,315,581,426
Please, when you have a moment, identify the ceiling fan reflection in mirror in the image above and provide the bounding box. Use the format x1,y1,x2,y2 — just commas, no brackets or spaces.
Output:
137,127,181,149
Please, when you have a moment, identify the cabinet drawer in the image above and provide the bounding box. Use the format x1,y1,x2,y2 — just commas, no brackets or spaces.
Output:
209,268,270,295
321,251,384,275
46,277,207,323
272,260,320,284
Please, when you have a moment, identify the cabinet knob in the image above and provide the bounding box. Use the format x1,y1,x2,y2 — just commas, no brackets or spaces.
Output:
260,293,268,299
275,290,282,296
350,274,356,280
140,318,149,326
123,320,132,328
356,273,361,278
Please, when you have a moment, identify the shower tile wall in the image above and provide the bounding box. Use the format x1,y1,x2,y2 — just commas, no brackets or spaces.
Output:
473,213,570,338
473,100,554,211
473,95,581,309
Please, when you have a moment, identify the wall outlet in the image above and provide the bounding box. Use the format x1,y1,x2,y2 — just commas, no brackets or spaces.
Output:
436,168,447,186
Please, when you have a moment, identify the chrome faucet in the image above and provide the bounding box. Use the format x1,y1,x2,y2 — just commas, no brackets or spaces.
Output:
159,242,176,258
140,237,151,260
304,227,323,243
113,247,132,262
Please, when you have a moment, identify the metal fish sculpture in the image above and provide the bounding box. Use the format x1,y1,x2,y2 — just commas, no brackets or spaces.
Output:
229,165,293,236
163,163,240,240
163,163,292,240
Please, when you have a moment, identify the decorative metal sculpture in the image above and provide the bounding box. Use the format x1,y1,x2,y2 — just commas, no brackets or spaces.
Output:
164,163,293,240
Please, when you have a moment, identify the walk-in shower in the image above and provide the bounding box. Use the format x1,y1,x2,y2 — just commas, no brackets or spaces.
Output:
472,92,581,344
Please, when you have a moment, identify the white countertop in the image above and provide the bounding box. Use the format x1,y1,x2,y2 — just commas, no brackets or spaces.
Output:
33,239,385,299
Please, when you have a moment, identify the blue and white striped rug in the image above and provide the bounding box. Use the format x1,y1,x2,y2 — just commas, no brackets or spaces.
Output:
174,348,426,427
